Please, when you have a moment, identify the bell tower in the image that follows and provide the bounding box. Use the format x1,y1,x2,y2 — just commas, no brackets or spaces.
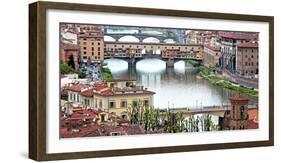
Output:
229,96,249,130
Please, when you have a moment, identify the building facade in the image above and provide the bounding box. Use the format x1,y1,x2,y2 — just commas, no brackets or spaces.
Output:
60,43,79,70
203,45,221,67
78,27,105,63
235,43,259,78
220,33,257,73
65,80,155,117
228,96,249,130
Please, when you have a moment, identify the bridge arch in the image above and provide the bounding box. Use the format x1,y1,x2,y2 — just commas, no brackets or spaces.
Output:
118,35,140,42
142,37,160,43
104,35,116,42
163,38,175,44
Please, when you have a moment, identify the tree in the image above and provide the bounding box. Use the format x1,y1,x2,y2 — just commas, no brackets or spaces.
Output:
60,64,75,74
68,54,76,69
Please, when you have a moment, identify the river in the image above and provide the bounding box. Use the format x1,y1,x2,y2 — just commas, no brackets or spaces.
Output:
104,58,256,109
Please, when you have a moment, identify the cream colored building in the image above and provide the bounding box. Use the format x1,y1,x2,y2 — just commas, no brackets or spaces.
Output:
203,45,221,67
66,80,155,117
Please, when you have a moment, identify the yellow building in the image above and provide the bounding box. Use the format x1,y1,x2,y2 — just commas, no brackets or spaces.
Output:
67,80,155,117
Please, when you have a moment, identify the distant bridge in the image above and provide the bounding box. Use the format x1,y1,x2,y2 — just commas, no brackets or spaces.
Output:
102,26,180,43
168,105,231,117
104,42,203,66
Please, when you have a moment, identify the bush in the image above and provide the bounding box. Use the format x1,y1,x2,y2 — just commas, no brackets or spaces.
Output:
102,67,112,80
188,60,201,67
60,64,75,74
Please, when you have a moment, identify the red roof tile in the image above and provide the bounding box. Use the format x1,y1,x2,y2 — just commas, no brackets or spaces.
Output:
248,108,258,121
229,95,249,101
68,84,90,92
219,33,257,40
235,42,258,48
80,89,94,97
248,119,258,129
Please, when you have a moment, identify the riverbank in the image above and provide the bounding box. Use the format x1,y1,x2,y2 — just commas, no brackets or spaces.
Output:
198,66,258,97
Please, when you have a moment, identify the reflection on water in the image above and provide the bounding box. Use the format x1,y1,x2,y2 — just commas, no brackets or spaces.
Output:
105,58,241,109
104,58,128,74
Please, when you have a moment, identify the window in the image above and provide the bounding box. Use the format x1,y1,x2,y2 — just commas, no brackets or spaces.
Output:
144,100,149,106
98,42,100,45
109,101,116,108
100,114,105,122
240,106,245,119
92,47,94,51
99,100,102,108
83,42,86,45
92,42,94,45
83,52,87,55
83,47,86,50
84,99,90,106
121,101,127,108
111,132,121,136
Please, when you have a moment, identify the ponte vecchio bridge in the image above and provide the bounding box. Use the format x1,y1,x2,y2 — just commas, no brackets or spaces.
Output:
104,42,203,66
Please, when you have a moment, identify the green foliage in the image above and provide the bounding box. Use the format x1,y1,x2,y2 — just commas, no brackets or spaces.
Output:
60,64,75,74
198,65,258,97
188,60,201,67
127,102,220,133
102,67,112,80
199,66,214,76
68,55,76,69
215,81,258,97
78,71,86,78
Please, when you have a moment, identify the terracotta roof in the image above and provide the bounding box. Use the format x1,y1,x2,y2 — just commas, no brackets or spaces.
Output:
248,108,258,121
235,42,258,48
248,119,258,129
219,33,257,40
99,89,114,96
80,89,94,97
121,125,145,135
229,95,249,101
68,84,91,92
67,110,98,121
60,124,101,138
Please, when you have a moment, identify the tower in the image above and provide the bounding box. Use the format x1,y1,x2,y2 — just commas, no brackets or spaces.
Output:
229,96,249,130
